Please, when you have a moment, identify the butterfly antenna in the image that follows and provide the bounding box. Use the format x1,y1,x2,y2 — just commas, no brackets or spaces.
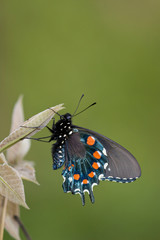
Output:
49,108,63,118
73,102,96,117
72,94,84,117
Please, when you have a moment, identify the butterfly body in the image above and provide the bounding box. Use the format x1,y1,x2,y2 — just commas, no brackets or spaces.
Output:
50,113,73,170
49,112,141,206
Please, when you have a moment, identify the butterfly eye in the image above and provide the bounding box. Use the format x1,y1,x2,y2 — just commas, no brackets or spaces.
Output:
63,113,72,120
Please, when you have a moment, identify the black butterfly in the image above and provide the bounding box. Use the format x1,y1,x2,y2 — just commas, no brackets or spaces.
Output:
32,95,141,205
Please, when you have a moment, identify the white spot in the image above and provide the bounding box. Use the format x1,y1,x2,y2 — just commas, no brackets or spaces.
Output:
104,162,108,169
116,177,120,179
122,178,127,180
61,141,64,144
75,192,81,195
62,176,66,183
68,126,71,129
91,183,97,191
98,174,104,180
63,134,66,137
59,135,62,138
112,180,117,183
59,155,63,158
58,151,62,153
108,176,113,178
102,148,107,156
74,188,80,192
69,177,73,182
64,126,67,128
60,123,63,126
69,131,72,135
67,190,71,193
83,189,89,194
98,151,102,157
67,122,70,125
59,146,62,149
60,129,63,131
129,177,134,180
97,162,101,167
108,167,111,171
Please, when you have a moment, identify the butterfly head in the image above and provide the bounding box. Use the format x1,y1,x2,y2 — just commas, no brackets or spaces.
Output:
62,113,72,121
58,113,72,127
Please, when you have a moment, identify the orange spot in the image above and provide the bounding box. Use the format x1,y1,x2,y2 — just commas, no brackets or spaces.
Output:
68,164,74,171
93,151,101,159
74,174,80,180
88,171,95,178
92,162,100,169
87,136,95,146
82,179,88,184
63,166,66,170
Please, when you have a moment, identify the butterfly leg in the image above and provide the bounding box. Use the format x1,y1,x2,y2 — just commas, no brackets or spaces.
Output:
46,118,55,133
25,136,52,142
46,126,53,133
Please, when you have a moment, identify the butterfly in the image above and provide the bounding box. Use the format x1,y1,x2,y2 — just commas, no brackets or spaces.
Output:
34,95,141,205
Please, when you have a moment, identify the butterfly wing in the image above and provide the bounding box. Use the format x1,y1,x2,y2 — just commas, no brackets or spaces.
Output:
74,125,141,182
61,126,141,205
62,130,109,205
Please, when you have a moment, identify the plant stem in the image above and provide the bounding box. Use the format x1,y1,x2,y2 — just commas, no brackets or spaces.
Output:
14,216,32,240
0,197,7,240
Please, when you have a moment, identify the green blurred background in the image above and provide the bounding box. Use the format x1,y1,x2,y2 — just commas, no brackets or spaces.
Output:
1,0,160,239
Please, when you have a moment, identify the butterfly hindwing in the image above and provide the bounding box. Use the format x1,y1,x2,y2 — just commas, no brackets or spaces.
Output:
62,129,109,205
75,126,141,182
